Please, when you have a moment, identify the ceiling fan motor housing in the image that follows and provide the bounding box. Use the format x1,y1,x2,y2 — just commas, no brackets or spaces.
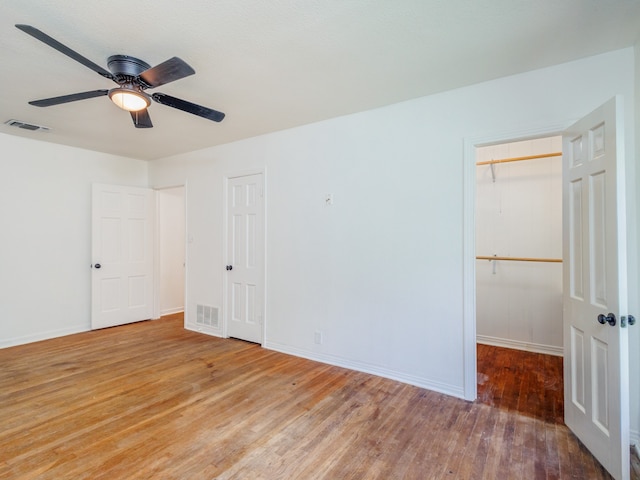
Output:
107,55,151,82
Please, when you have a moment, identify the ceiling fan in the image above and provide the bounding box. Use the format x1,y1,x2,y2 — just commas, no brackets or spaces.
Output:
15,24,225,128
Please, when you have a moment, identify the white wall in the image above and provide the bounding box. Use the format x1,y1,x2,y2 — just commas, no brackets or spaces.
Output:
476,137,563,355
158,186,185,316
149,48,637,402
0,133,148,347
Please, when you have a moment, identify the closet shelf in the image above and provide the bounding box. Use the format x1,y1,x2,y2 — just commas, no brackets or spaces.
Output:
476,255,562,263
476,151,562,166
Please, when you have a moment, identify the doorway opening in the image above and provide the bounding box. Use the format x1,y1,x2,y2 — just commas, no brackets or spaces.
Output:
474,136,564,422
157,185,186,319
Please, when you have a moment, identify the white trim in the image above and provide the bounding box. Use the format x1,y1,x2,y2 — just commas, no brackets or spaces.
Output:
0,325,89,349
462,121,571,402
477,335,563,357
185,323,224,338
264,341,465,399
160,307,184,317
222,176,228,339
462,134,477,401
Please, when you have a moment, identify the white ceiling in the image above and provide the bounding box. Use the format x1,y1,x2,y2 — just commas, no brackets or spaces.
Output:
1,0,639,161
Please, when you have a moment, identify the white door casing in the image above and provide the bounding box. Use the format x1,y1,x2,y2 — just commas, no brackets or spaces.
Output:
562,97,630,480
225,173,265,344
91,184,154,330
463,121,569,401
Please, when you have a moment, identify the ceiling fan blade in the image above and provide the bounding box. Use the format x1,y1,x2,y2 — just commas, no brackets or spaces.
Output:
130,109,153,128
29,90,109,107
152,93,225,122
138,57,195,88
15,24,115,81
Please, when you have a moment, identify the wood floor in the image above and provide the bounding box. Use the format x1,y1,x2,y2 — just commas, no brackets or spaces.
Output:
478,343,640,480
0,314,626,479
476,344,563,424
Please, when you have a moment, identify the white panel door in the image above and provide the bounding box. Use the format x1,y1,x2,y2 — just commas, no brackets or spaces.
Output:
91,184,154,329
562,97,630,480
226,173,264,344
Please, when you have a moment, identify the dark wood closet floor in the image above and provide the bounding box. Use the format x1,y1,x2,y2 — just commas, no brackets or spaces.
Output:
476,343,564,423
0,315,630,479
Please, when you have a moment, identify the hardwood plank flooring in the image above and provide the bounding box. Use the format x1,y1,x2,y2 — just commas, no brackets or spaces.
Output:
477,343,640,480
0,315,621,479
476,343,563,423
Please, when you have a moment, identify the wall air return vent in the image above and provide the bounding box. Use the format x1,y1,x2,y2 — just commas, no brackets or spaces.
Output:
4,119,50,132
196,304,219,329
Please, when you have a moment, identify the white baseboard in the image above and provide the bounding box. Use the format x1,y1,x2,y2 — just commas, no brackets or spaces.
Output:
477,335,563,357
263,340,465,400
185,323,223,338
0,324,89,349
187,332,465,399
160,307,184,317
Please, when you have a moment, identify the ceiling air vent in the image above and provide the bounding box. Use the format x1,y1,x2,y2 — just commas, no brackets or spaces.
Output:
4,119,50,132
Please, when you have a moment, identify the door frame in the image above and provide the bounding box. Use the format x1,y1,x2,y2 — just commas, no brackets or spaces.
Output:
152,184,187,321
222,168,267,342
462,121,570,401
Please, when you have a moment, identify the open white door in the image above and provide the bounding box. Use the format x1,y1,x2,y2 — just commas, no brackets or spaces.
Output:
563,97,630,480
225,173,264,344
91,184,154,329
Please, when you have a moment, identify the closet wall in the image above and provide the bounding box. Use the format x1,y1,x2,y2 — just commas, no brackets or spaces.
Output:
476,136,563,355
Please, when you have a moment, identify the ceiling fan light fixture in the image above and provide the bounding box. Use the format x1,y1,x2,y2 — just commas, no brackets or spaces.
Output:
108,87,150,112
16,26,225,128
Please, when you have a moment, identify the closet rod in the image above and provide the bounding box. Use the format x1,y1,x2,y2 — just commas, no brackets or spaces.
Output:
476,151,562,166
476,255,562,263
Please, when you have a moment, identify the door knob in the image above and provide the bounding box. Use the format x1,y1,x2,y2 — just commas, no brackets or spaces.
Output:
94,263,101,269
597,313,616,326
629,315,636,326
226,265,233,271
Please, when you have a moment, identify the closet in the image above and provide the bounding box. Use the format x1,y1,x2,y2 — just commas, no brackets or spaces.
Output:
475,136,563,355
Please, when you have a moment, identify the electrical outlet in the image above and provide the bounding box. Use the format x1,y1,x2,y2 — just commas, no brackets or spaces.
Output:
314,331,323,345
